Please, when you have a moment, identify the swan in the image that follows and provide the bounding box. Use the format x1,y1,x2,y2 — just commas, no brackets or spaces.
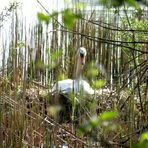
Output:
52,47,95,95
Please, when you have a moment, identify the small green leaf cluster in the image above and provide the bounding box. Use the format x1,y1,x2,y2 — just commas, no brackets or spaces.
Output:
78,111,118,135
63,9,80,30
37,11,58,25
37,9,80,30
134,132,148,148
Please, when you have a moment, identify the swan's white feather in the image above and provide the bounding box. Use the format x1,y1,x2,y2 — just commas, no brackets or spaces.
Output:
52,79,94,95
52,79,73,94
80,80,94,94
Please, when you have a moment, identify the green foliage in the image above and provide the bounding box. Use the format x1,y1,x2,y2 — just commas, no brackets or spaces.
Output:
119,17,148,55
74,2,86,9
78,111,118,135
87,67,98,78
0,2,19,27
35,59,45,71
51,49,62,61
100,0,124,7
87,61,98,84
46,49,63,70
140,132,148,143
92,79,106,89
100,0,140,9
129,17,148,31
37,11,58,24
37,9,80,30
87,61,106,89
56,73,68,81
37,12,51,24
17,42,25,48
100,111,118,120
134,132,148,148
63,9,79,30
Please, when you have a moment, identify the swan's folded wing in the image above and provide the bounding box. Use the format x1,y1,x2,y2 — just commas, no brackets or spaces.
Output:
52,79,74,93
52,79,95,95
80,80,94,95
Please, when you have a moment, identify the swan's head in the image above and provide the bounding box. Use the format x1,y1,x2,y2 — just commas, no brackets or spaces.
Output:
78,47,87,65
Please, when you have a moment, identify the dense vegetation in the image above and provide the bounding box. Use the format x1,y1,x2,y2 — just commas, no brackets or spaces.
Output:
0,0,147,147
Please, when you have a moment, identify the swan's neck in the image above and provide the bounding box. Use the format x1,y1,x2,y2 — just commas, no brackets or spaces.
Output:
74,54,82,93
75,57,83,81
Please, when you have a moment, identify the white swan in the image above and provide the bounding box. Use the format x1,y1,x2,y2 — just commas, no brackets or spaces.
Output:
52,47,94,95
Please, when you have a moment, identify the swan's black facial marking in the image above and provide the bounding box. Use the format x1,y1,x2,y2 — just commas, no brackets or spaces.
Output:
80,52,84,58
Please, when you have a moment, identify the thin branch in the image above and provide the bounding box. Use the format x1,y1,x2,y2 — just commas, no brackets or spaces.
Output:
81,17,148,33
50,29,148,54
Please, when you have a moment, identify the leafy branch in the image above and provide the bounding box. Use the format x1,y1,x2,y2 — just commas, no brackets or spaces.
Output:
0,2,19,28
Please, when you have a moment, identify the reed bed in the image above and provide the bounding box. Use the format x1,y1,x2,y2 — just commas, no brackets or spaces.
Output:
0,1,148,147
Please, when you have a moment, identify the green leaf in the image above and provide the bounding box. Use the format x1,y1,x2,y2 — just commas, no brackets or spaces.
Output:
87,61,98,78
56,74,68,81
100,111,118,120
17,42,25,48
51,49,62,61
63,9,78,30
134,132,148,148
92,79,106,89
37,12,51,24
90,68,98,77
140,132,148,143
126,0,140,9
